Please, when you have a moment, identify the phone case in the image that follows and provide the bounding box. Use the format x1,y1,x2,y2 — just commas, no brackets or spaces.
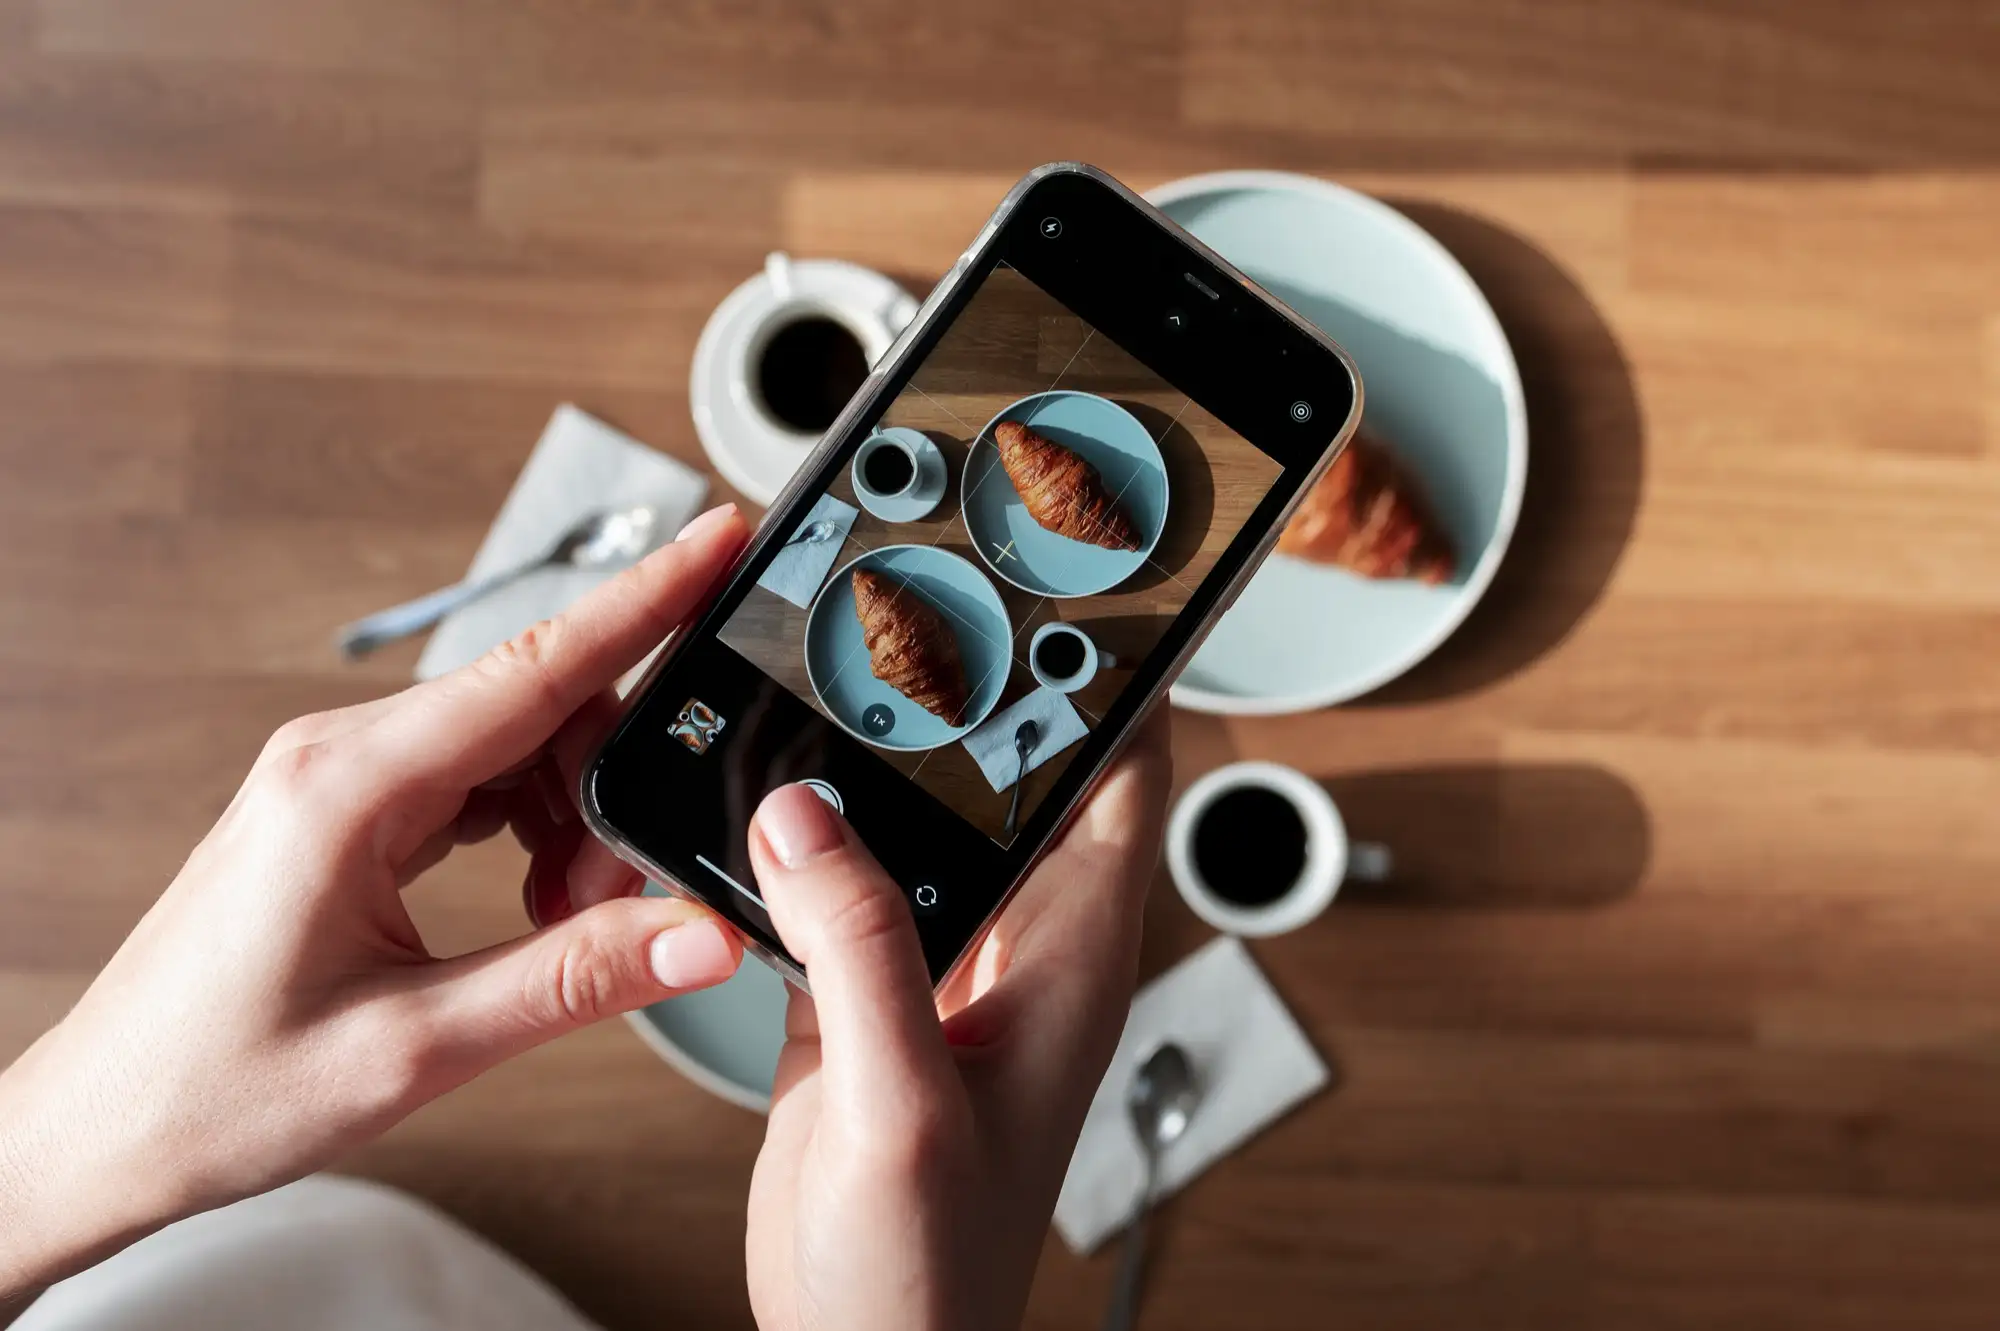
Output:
582,162,1364,995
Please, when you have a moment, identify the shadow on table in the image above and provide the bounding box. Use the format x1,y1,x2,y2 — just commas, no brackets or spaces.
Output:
1073,610,1176,664
1348,201,1645,704
1328,761,1650,909
1112,398,1215,594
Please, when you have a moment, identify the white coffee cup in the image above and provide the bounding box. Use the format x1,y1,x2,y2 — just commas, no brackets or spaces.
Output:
1165,761,1392,937
851,428,947,522
690,251,918,505
1028,622,1116,693
854,432,919,499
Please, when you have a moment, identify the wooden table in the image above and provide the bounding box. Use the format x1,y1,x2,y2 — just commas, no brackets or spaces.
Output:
3,3,1998,1328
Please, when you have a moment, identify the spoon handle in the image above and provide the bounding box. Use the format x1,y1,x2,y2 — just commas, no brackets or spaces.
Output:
1100,1149,1159,1331
1004,745,1030,836
335,563,531,659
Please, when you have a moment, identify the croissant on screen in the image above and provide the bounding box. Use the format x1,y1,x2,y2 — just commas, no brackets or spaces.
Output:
994,420,1140,551
1277,429,1454,584
852,568,972,723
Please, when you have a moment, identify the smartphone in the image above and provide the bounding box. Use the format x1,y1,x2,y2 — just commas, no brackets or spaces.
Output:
582,163,1361,991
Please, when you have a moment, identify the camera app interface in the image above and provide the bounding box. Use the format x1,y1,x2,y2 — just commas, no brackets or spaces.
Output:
716,263,1284,845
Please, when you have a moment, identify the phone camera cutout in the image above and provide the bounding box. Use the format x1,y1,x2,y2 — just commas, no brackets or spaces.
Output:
1289,400,1313,423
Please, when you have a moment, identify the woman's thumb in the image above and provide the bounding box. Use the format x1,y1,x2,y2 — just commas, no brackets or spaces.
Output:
413,895,743,1073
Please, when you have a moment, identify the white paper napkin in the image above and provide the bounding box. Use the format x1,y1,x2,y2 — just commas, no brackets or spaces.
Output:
960,686,1089,792
414,406,708,681
755,493,859,607
1052,936,1330,1254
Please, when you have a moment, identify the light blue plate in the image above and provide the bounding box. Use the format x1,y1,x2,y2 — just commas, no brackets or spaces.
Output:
1149,172,1527,715
803,544,1013,751
961,391,1169,597
625,886,788,1112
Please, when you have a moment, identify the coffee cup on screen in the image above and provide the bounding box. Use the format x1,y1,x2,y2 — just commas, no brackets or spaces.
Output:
854,433,919,501
1165,761,1391,937
849,429,947,522
1029,622,1116,694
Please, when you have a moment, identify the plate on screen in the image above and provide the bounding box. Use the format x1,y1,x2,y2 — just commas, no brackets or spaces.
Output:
960,390,1169,597
803,544,1013,752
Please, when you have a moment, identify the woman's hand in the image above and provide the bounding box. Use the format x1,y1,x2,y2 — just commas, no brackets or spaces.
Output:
744,714,1172,1331
0,506,751,1300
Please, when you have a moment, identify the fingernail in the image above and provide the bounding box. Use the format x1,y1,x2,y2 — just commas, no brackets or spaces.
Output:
676,503,738,543
756,784,846,868
650,918,736,989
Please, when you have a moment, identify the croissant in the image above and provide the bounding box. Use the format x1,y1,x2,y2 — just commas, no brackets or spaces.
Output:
851,568,971,724
994,420,1140,551
1278,430,1454,584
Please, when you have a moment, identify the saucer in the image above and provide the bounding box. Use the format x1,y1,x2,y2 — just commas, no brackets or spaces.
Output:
851,427,949,523
1148,172,1528,715
690,254,917,506
626,894,789,1112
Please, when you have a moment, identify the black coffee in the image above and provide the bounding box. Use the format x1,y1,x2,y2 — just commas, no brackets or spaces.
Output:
757,316,869,433
1192,786,1308,906
863,444,916,495
1035,631,1087,679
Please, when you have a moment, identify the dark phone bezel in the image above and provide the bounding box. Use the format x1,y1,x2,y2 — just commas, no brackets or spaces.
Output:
582,164,1361,991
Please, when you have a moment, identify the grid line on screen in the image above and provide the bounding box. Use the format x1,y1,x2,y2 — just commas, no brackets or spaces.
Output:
901,322,1100,784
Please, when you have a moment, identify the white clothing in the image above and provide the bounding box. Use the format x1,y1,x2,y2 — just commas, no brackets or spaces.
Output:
18,1176,599,1331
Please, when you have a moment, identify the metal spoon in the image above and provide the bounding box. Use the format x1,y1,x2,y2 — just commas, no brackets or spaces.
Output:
336,504,660,659
1101,1042,1199,1331
782,518,839,549
1003,718,1039,837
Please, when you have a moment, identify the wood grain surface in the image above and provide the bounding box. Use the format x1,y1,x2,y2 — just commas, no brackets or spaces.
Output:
3,2,1999,1328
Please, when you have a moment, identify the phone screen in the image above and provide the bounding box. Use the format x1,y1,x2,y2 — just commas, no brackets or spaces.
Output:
588,169,1357,982
715,259,1284,843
